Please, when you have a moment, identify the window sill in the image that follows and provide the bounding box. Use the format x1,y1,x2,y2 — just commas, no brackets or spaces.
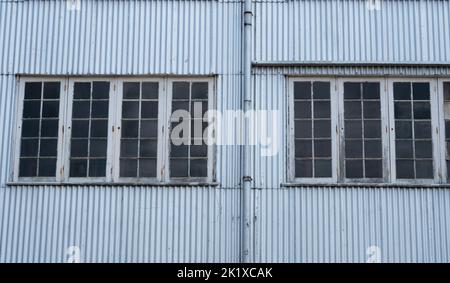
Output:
7,181,220,187
281,182,450,188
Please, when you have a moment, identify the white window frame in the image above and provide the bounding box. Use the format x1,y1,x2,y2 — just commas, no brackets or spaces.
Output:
112,78,165,183
288,76,447,184
12,77,67,183
166,77,216,183
337,78,390,183
387,78,441,184
287,77,339,183
65,78,116,183
11,76,216,184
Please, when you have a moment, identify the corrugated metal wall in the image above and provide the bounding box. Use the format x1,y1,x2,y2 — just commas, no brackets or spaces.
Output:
0,0,450,262
254,0,450,63
252,187,450,263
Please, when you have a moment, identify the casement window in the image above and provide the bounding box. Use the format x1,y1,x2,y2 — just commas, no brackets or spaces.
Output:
289,77,446,184
289,79,338,182
13,77,215,183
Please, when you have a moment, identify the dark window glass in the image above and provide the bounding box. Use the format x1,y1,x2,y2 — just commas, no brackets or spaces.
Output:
294,82,311,99
120,81,159,178
343,82,382,179
293,81,332,178
444,82,450,182
43,82,60,99
19,81,61,178
24,82,42,99
394,81,433,179
173,82,190,99
170,81,209,179
142,82,159,99
70,81,110,178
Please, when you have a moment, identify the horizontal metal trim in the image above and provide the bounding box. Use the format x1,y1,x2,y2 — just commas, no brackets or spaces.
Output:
281,182,450,189
6,182,221,187
253,61,450,68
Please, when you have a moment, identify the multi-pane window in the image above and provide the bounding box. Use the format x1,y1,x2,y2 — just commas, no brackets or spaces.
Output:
170,81,209,179
119,82,159,178
289,78,443,183
14,77,214,183
393,82,433,179
18,82,61,178
343,82,383,179
69,82,110,178
292,81,333,178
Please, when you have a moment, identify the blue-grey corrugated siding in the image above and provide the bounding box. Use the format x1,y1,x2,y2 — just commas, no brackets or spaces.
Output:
1,0,450,263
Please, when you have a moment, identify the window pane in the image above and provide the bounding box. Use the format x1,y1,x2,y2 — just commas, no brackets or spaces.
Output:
139,159,157,177
74,82,90,99
140,120,158,138
393,82,411,100
72,101,91,118
142,82,159,99
23,101,41,118
346,160,363,178
364,140,382,158
414,121,431,139
295,140,312,158
344,101,362,119
345,120,362,138
19,158,37,177
173,82,190,99
22,120,40,137
122,120,139,138
123,82,140,99
39,139,57,156
90,120,108,137
71,139,88,157
70,159,87,177
363,101,381,119
140,140,158,157
415,160,433,179
413,102,431,119
38,158,56,177
42,101,59,118
120,159,137,177
92,82,109,99
90,139,107,157
412,83,430,100
91,101,109,118
395,121,412,139
294,101,311,118
294,82,311,99
313,101,330,118
345,140,363,158
365,160,382,178
121,139,138,157
364,120,381,138
295,159,312,178
191,82,208,99
141,101,158,118
43,82,60,99
24,82,42,99
314,140,331,158
190,159,208,177
20,139,39,157
89,159,106,177
41,119,59,137
313,120,331,138
313,82,330,99
344,82,361,99
295,120,312,138
72,120,89,137
363,82,379,99
394,102,412,119
314,160,331,177
170,159,189,177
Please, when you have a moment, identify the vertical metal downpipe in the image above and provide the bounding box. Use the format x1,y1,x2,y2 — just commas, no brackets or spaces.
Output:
242,0,253,263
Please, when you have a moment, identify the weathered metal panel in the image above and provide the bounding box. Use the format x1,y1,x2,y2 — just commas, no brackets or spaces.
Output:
253,187,450,263
0,0,242,75
0,185,241,263
254,0,450,64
